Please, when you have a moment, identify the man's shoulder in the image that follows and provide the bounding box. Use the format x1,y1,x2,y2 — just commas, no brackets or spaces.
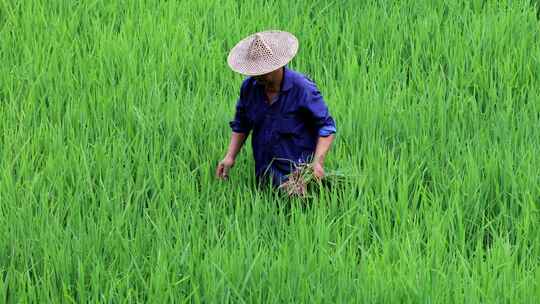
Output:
238,76,256,100
286,69,319,93
240,76,255,90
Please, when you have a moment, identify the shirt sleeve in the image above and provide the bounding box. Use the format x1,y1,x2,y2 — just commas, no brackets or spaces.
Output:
301,80,336,137
229,80,253,134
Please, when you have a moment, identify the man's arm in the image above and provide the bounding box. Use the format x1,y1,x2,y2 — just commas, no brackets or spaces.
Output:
300,80,336,179
313,134,335,179
217,79,253,180
216,132,248,179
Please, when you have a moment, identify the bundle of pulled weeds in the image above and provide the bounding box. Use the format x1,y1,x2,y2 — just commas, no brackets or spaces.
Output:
277,162,347,198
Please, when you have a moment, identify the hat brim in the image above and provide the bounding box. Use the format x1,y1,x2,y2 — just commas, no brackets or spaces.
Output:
227,30,299,76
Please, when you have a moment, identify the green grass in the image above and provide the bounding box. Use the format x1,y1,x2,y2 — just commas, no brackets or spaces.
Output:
1,0,540,302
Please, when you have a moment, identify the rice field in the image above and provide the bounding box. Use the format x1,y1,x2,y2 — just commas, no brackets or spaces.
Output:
1,0,540,302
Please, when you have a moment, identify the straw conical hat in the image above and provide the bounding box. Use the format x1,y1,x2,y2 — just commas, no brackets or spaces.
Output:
227,30,299,76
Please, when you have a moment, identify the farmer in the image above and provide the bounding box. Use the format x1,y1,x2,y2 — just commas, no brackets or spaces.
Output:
216,30,336,188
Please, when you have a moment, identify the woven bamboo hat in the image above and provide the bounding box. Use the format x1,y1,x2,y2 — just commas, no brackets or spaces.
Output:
227,30,299,76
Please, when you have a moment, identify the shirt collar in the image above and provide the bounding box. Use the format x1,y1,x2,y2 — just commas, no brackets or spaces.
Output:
281,66,293,92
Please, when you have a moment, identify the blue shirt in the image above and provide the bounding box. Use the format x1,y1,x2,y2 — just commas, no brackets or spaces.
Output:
229,67,336,186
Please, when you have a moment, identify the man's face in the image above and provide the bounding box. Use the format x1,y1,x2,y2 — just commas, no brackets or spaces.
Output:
253,71,273,85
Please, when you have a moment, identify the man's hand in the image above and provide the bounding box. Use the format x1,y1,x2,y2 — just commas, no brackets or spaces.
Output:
216,156,235,180
312,134,334,181
312,161,325,180
216,132,248,180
